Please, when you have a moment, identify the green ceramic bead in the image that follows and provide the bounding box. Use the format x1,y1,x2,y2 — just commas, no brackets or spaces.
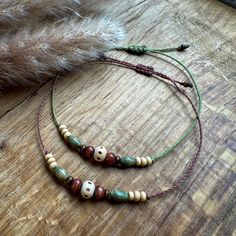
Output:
119,156,136,167
109,189,129,202
67,135,82,148
52,166,70,182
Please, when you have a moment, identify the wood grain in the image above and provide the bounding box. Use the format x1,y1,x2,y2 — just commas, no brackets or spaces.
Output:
1,0,236,235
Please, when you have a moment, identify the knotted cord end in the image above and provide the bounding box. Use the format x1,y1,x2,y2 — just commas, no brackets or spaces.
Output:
180,81,193,88
177,44,190,51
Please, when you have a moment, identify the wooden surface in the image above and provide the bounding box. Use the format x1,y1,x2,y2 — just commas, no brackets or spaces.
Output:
1,0,236,235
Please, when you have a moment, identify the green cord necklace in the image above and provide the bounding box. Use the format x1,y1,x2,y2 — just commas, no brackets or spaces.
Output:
50,44,202,168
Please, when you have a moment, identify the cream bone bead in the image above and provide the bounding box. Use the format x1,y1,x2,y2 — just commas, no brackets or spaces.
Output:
59,125,67,132
128,191,135,201
45,153,53,160
61,128,69,135
47,157,56,164
94,146,107,162
140,191,147,202
134,191,141,202
49,162,58,169
146,156,152,165
136,157,142,166
141,157,147,166
63,131,71,139
128,191,147,202
135,156,152,167
80,180,96,199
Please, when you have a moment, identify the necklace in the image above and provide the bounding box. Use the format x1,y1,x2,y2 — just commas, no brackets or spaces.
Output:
50,45,202,168
37,54,203,203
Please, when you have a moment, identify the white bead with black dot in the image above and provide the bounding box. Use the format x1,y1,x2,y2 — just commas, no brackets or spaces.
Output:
94,146,107,162
80,180,95,199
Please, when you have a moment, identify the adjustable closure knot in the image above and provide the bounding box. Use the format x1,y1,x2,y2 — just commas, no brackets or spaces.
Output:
126,45,148,55
135,64,154,76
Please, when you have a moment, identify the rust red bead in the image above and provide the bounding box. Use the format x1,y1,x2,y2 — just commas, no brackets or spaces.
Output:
104,152,117,166
94,186,106,201
79,146,95,159
70,178,83,194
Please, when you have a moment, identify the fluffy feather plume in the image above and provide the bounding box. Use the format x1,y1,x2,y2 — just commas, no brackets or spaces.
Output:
0,17,125,89
0,0,80,27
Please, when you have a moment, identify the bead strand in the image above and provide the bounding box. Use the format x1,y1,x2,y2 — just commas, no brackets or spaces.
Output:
135,156,153,167
128,191,147,202
43,155,146,203
58,124,71,140
44,155,109,201
59,126,153,168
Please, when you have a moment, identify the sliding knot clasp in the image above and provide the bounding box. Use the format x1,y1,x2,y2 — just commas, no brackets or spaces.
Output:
126,45,147,55
135,64,154,76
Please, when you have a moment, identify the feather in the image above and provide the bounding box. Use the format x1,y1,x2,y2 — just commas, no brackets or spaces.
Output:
0,0,80,28
0,17,125,90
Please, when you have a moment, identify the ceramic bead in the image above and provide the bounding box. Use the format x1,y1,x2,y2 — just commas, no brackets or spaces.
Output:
120,156,136,167
52,166,70,182
80,181,95,199
94,146,107,162
70,179,83,194
109,190,129,202
45,153,53,160
94,186,106,201
67,135,82,148
59,125,67,131
104,152,117,166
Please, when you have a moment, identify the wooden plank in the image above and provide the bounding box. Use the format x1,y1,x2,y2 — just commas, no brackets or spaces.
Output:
0,88,36,119
0,0,236,235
